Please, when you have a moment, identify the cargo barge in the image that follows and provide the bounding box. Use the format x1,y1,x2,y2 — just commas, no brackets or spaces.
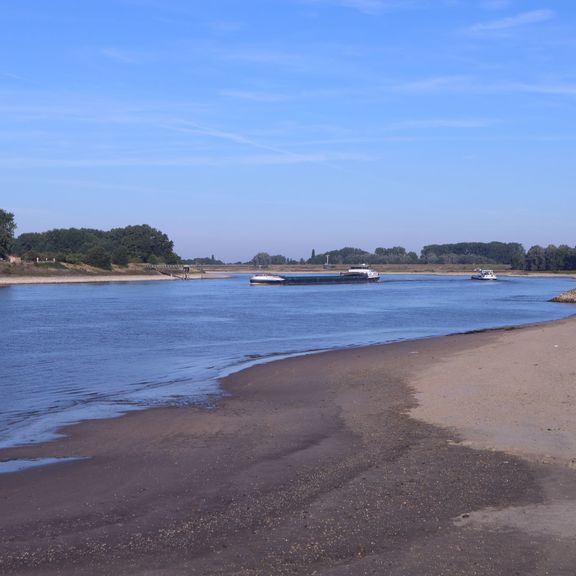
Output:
250,266,380,285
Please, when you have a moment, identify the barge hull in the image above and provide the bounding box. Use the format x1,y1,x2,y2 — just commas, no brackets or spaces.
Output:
250,274,380,285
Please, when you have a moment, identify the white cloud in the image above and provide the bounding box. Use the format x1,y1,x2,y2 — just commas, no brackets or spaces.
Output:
207,20,243,33
508,82,576,96
0,71,30,82
215,46,311,70
385,76,576,96
0,152,375,169
481,0,512,10
466,9,555,33
100,47,148,64
220,90,290,103
389,117,497,129
219,87,356,103
339,0,394,13
388,75,473,93
302,0,419,15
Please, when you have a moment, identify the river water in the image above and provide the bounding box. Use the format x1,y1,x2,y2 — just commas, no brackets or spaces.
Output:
0,274,574,449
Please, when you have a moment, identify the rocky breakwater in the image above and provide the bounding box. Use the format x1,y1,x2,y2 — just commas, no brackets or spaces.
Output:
551,288,576,303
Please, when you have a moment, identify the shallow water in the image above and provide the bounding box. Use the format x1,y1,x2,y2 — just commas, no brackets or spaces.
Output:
0,457,87,474
0,274,574,449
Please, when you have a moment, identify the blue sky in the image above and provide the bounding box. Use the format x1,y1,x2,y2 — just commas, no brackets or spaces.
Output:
1,0,575,261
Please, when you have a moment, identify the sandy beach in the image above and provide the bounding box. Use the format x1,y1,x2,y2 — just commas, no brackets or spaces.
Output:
0,274,178,286
0,273,236,286
1,317,576,574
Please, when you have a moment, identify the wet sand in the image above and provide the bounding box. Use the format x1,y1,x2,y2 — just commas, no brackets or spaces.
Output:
1,318,576,574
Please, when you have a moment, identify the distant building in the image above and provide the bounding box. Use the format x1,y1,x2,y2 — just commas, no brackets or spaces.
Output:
8,255,22,264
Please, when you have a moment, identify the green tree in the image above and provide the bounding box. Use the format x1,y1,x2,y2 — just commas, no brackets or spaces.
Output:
567,246,576,270
308,247,370,265
85,245,112,270
421,242,526,265
544,245,560,271
373,246,418,264
251,252,271,267
525,245,546,271
270,254,287,265
111,246,129,266
110,224,178,263
183,256,224,265
14,228,105,257
12,222,180,264
0,209,16,259
556,245,573,271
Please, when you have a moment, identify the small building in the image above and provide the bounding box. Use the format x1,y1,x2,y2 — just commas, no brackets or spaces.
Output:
8,255,22,264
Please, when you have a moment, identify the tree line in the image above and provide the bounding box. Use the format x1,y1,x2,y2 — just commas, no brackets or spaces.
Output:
249,242,576,271
2,209,575,271
2,211,179,269
524,245,576,272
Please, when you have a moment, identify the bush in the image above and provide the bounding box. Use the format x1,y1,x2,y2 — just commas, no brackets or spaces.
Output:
164,253,180,265
59,253,83,264
147,254,160,265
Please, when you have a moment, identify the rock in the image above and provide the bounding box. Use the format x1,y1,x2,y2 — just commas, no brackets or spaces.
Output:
551,288,576,304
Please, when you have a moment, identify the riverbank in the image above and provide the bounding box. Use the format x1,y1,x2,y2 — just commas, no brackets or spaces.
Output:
2,268,573,286
0,274,178,285
1,317,575,574
0,272,229,285
0,266,233,285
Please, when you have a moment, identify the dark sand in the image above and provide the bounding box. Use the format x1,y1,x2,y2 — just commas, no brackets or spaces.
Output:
1,322,576,575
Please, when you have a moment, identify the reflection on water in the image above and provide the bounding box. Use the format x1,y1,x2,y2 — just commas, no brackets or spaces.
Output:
0,274,574,448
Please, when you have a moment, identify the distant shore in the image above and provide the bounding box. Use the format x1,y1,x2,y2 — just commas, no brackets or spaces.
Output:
1,265,574,286
0,274,178,285
1,317,576,574
0,262,231,285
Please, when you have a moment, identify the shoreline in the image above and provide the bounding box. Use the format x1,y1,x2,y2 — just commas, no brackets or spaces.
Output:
2,315,571,453
0,272,235,286
0,274,177,285
3,315,572,454
1,269,574,286
1,317,576,573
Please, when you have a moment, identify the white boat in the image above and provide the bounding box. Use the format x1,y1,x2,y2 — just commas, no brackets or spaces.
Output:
250,273,286,285
471,269,497,281
342,265,380,281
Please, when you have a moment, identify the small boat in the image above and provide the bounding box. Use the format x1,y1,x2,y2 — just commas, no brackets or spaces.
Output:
250,265,380,285
471,269,497,281
249,273,286,285
341,265,380,280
